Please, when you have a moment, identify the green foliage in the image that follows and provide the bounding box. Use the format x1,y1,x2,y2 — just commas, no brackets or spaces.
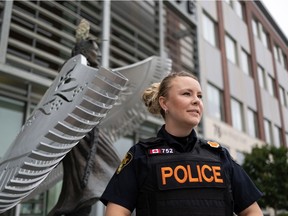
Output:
242,145,288,212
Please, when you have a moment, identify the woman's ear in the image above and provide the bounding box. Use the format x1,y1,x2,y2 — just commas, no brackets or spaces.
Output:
159,96,167,111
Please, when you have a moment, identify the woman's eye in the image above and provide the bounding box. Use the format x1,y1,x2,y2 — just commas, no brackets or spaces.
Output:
183,92,191,96
198,95,203,99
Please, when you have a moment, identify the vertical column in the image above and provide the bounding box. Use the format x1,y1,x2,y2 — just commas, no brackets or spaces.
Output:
216,1,232,125
245,1,265,140
158,0,166,58
269,40,287,147
101,0,111,68
0,0,13,63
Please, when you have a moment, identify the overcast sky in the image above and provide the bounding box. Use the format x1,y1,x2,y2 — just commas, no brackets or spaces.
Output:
261,0,288,38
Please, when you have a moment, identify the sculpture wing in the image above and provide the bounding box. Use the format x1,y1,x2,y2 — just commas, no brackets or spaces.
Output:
23,56,172,202
0,54,128,213
100,56,172,141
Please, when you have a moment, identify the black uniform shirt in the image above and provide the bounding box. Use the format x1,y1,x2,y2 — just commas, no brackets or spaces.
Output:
100,125,262,214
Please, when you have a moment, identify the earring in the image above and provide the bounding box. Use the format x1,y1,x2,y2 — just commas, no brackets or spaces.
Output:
164,109,168,114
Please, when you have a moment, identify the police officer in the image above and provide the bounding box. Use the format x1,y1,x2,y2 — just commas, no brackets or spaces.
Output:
100,71,263,216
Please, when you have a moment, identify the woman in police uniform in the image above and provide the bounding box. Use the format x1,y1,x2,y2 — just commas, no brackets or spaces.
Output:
100,71,263,216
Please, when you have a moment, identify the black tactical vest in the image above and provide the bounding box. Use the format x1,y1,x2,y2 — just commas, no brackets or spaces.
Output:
136,138,233,216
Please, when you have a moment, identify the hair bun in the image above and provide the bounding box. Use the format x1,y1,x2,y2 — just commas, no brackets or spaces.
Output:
142,82,161,115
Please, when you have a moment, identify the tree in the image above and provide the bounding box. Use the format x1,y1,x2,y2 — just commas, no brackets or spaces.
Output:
242,145,288,215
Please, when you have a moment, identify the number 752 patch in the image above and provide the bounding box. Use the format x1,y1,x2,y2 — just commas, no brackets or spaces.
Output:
148,148,174,155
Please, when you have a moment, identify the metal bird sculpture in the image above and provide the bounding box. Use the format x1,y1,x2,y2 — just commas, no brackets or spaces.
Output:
0,18,171,215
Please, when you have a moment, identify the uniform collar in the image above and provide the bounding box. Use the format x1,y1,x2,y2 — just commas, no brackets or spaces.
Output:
157,125,198,152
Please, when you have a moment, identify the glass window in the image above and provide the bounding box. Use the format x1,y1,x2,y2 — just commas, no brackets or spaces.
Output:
247,108,258,138
225,34,237,64
261,29,269,48
202,13,217,47
257,65,266,88
264,119,273,145
226,0,243,20
164,5,197,73
20,193,46,215
273,45,279,61
240,49,251,75
282,52,288,69
234,1,243,19
231,98,244,131
252,19,258,36
279,86,287,106
279,49,284,66
273,125,282,148
274,44,287,68
207,84,224,121
0,96,25,159
267,75,275,96
253,19,269,48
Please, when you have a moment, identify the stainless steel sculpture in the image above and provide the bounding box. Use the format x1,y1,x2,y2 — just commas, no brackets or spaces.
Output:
0,54,172,214
0,54,128,213
0,17,172,214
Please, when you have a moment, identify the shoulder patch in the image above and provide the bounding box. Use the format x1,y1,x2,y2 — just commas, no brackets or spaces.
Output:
116,152,133,174
207,141,221,148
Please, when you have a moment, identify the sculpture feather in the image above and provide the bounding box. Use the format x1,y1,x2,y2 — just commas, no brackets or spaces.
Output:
75,19,90,42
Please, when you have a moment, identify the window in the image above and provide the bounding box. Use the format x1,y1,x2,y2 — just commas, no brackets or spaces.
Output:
225,34,237,64
279,86,287,106
264,119,273,145
231,98,244,131
247,108,258,138
267,75,275,96
274,44,287,69
273,125,282,148
279,50,284,66
225,0,243,19
273,45,279,61
240,49,251,75
252,19,269,48
202,13,217,47
0,97,25,159
234,1,243,19
261,30,269,48
110,1,159,67
274,45,284,63
164,5,198,73
252,19,258,36
257,65,276,96
283,53,288,70
207,84,224,121
257,65,266,88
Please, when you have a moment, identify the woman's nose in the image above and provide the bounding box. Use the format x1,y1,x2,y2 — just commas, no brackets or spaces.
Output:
192,96,200,104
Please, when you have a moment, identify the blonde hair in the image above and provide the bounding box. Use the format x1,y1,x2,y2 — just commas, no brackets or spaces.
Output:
142,71,198,118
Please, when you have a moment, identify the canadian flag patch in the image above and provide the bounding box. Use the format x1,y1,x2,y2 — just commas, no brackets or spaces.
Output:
149,148,161,154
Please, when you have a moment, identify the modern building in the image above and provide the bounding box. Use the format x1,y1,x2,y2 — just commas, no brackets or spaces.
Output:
0,0,287,215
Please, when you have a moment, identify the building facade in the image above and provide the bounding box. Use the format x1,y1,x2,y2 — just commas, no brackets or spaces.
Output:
0,0,287,215
199,0,288,162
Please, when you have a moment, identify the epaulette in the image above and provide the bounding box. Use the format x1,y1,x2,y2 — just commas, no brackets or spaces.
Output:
199,139,223,151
